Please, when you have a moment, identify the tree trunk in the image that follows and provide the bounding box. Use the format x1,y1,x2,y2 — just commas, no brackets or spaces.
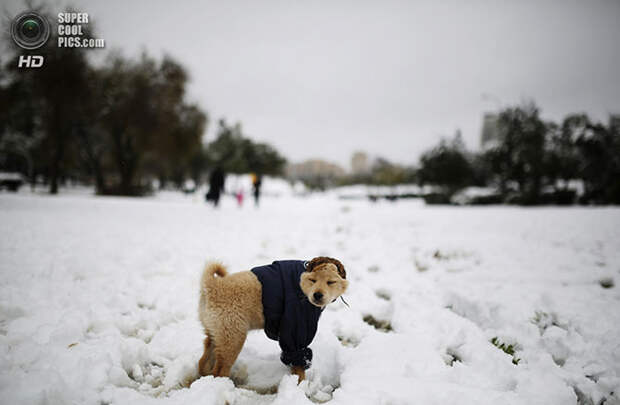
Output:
111,128,138,196
49,147,60,194
77,128,106,194
48,106,65,195
93,162,105,194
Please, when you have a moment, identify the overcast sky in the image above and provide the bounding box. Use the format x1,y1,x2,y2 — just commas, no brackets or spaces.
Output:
5,0,620,167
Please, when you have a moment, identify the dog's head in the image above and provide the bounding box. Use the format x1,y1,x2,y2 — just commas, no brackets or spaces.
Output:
300,256,348,308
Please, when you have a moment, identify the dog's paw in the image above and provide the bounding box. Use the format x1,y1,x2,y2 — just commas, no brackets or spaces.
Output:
290,365,305,384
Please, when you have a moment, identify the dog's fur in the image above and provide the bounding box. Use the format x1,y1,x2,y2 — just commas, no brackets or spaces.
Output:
198,257,348,382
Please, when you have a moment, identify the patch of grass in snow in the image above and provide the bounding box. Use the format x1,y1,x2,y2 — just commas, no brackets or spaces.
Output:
362,315,393,332
443,347,462,366
599,277,614,289
490,337,521,365
137,302,156,310
432,249,472,261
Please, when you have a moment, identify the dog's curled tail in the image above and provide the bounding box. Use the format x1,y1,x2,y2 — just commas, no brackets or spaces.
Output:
203,261,228,279
200,262,227,299
201,262,228,289
199,262,227,323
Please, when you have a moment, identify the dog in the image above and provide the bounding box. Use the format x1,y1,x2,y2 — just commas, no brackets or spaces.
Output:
198,257,348,383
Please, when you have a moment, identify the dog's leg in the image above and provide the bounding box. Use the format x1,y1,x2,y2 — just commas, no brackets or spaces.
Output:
212,325,247,378
291,365,305,383
198,335,214,376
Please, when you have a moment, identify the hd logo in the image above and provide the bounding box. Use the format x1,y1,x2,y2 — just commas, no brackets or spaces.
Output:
18,55,44,68
11,11,50,68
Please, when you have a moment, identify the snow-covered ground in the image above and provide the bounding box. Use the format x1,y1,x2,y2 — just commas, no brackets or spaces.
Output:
1,191,619,405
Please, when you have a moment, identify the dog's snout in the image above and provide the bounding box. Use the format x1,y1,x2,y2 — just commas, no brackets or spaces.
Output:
313,292,324,301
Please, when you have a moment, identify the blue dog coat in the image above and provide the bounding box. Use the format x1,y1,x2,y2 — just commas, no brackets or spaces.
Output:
251,260,322,369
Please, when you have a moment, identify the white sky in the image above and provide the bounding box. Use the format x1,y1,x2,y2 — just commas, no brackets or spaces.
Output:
4,0,620,167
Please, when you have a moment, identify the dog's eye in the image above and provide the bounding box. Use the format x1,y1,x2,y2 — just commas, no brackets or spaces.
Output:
309,279,316,283
327,281,336,285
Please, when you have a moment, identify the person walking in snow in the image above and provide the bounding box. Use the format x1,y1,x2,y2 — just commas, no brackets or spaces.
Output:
206,167,225,207
235,188,244,207
252,173,262,207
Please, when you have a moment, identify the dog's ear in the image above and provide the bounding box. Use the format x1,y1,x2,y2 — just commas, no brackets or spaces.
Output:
307,256,346,279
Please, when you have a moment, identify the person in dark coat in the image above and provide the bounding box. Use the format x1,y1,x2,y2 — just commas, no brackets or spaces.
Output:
252,174,262,206
206,167,225,207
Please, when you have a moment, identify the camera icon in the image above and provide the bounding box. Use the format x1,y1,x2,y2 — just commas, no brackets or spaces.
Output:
11,11,51,50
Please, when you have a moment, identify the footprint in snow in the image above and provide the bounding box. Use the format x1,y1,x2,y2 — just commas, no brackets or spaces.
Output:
362,314,393,332
375,289,391,301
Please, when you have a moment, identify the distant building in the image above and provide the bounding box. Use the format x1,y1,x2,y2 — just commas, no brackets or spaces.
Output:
286,159,346,189
351,151,369,175
480,112,499,150
286,159,346,180
609,114,620,132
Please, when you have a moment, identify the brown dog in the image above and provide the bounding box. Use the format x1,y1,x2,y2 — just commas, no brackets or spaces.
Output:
198,257,348,382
